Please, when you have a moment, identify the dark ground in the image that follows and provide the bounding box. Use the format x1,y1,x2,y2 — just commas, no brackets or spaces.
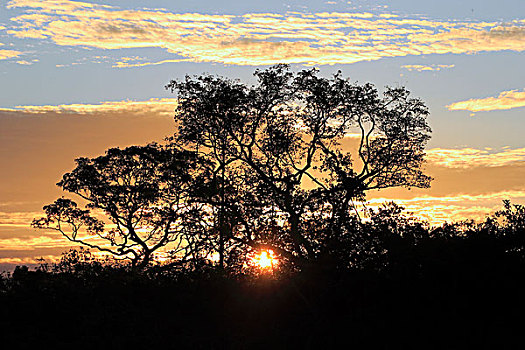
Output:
1,246,523,350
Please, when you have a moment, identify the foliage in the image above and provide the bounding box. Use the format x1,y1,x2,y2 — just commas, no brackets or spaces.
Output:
32,143,211,269
6,202,525,347
166,64,432,269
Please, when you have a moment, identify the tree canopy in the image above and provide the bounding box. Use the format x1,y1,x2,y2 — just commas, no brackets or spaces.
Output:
35,64,432,271
32,143,211,269
166,64,432,269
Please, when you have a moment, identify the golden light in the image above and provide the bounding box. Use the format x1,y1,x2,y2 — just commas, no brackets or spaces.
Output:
251,249,277,271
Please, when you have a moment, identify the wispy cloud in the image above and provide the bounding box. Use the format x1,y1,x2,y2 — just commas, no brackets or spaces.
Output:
0,211,42,227
1,97,178,116
15,58,38,65
427,147,525,168
113,57,193,68
0,49,22,60
5,0,525,66
0,256,60,266
0,42,22,60
0,236,72,250
366,190,525,225
402,64,454,72
447,89,525,112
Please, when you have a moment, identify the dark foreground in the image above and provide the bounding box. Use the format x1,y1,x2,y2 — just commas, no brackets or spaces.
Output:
1,244,523,350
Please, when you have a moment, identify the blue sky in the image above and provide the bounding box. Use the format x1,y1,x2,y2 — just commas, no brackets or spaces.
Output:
1,0,524,147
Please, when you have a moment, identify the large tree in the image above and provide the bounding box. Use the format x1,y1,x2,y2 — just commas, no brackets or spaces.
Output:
167,64,432,268
32,143,211,270
34,65,431,271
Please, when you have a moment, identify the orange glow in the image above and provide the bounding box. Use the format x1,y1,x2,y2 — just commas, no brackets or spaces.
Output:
252,249,277,271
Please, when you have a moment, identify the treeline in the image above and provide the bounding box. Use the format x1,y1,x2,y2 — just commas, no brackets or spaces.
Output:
2,202,524,348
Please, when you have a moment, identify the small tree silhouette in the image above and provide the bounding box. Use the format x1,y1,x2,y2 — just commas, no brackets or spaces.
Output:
32,143,210,270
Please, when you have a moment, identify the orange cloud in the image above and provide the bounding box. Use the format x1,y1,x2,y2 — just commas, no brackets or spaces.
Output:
447,89,525,112
5,1,525,66
0,256,60,265
426,147,525,168
0,235,72,250
2,97,178,116
365,190,525,225
0,211,42,227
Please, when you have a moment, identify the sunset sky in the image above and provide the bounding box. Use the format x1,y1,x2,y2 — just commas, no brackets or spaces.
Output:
1,0,525,270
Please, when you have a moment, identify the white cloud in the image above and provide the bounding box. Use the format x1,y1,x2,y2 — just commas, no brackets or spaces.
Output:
5,1,525,66
0,42,22,60
402,64,454,72
447,89,525,112
426,147,525,168
1,97,178,116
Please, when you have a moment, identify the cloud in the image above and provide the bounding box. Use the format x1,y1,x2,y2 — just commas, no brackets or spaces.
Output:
5,0,525,66
1,97,178,116
364,146,525,224
426,147,525,168
402,64,454,72
0,255,62,273
0,42,22,60
366,190,525,225
2,186,517,267
16,59,37,65
113,57,193,68
0,235,72,250
447,89,525,112
0,211,42,227
0,256,55,264
0,211,73,266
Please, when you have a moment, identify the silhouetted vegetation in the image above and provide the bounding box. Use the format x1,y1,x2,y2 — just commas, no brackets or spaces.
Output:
4,203,525,348
33,65,432,272
6,66,522,348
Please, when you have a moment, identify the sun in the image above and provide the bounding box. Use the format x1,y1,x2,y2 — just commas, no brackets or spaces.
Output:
251,249,277,271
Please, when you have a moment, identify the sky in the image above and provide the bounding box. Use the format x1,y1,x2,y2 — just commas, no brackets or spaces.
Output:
1,0,524,270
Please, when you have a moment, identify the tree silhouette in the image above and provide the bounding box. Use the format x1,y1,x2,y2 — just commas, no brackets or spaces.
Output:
32,143,210,269
167,64,432,269
32,65,432,271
